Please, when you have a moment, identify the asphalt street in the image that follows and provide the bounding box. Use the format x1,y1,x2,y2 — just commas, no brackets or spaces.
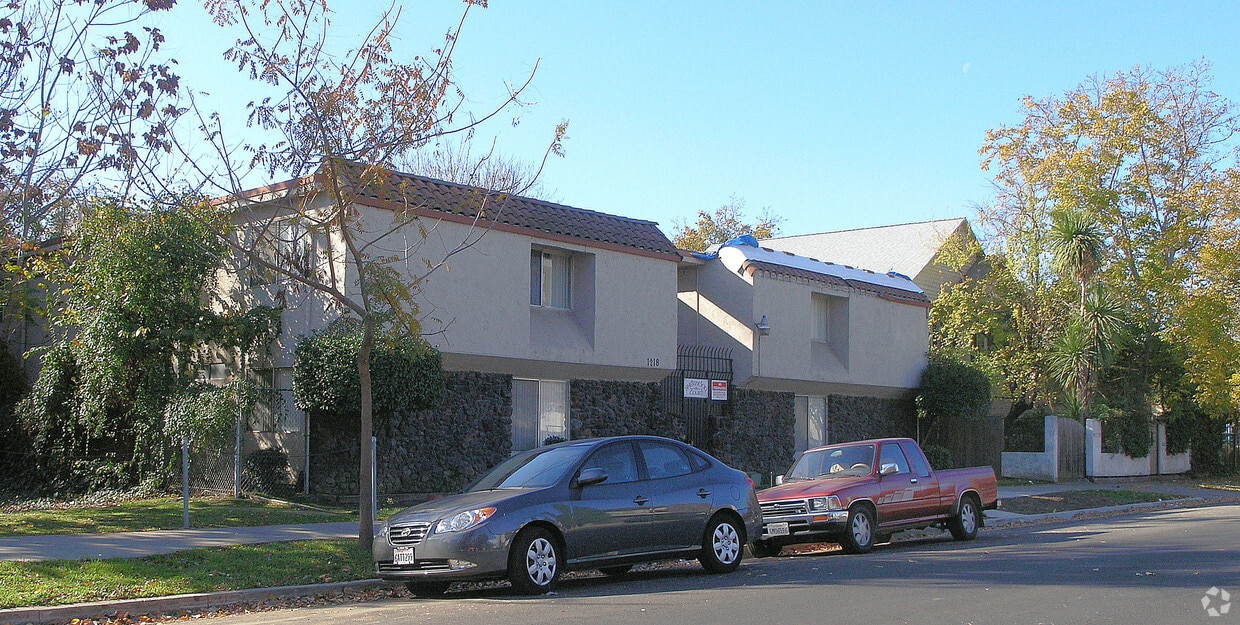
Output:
207,503,1240,625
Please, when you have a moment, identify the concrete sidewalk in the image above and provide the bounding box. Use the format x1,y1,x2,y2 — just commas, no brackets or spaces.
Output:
986,477,1240,526
0,521,359,562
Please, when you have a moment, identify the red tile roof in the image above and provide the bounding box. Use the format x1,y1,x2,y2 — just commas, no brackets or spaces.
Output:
335,162,679,259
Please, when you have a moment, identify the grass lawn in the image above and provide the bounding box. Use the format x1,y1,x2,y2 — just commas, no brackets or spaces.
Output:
0,497,357,537
0,540,374,609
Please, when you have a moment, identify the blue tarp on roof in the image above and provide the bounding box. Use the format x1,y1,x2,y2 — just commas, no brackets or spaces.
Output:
691,234,760,260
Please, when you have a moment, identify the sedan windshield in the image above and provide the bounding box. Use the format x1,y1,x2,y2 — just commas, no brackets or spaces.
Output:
466,444,592,491
786,444,876,480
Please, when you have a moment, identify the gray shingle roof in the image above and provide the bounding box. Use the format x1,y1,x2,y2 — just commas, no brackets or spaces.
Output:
761,218,970,278
337,162,679,258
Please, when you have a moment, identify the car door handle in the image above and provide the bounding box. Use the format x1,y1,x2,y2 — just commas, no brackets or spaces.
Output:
633,496,649,506
697,488,712,499
910,478,918,484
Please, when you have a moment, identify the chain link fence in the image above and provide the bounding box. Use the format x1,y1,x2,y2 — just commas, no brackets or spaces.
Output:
174,379,310,498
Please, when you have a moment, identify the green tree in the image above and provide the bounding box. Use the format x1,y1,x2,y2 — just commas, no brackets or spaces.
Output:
929,253,1065,414
980,61,1240,422
672,196,783,251
15,198,275,492
1046,210,1124,421
915,354,992,446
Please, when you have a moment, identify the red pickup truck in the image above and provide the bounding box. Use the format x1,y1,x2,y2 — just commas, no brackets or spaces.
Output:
752,437,997,557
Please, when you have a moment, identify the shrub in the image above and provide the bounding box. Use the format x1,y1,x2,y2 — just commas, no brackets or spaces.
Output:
922,444,954,470
243,447,295,496
1005,408,1046,452
917,354,991,442
293,320,445,425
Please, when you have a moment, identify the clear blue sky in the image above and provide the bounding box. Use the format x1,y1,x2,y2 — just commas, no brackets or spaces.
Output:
156,1,1240,239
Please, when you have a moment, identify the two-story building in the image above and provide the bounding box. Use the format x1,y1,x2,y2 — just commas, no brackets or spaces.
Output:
219,164,937,495
676,237,930,457
221,163,680,494
760,217,983,301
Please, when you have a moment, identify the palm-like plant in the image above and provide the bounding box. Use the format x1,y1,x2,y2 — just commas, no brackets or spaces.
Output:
1048,209,1106,318
1047,209,1122,423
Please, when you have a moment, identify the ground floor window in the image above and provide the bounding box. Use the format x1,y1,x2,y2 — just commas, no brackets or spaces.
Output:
512,378,570,453
795,395,827,452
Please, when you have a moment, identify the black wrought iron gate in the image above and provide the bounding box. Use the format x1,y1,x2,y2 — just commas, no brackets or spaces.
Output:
662,345,733,451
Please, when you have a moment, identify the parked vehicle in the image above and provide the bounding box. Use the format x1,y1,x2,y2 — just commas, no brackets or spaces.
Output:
373,435,762,595
752,437,997,557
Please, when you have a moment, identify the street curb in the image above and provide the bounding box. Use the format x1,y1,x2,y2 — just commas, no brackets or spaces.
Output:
983,494,1240,528
0,579,389,625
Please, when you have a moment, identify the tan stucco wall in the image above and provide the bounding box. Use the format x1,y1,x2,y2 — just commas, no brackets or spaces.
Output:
678,257,928,398
223,201,677,382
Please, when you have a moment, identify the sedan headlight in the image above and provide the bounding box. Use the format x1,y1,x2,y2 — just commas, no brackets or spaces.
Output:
435,507,497,533
808,496,842,511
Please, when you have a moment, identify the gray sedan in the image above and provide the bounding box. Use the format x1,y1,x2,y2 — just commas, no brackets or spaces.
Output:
373,435,762,596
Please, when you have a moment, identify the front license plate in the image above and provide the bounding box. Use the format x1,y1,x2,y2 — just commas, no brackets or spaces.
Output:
765,522,790,537
393,547,416,565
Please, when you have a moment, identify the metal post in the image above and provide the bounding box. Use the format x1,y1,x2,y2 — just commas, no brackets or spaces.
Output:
234,354,246,498
181,436,191,529
304,411,311,496
370,436,378,523
234,408,243,498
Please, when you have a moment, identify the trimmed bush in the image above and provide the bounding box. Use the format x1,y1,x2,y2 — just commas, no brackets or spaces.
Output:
293,320,445,426
243,447,295,496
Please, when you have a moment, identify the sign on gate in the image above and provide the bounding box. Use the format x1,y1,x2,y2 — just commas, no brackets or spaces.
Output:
710,380,728,401
684,378,709,399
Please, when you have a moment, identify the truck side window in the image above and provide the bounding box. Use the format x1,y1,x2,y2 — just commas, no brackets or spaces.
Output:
900,441,932,477
879,443,911,475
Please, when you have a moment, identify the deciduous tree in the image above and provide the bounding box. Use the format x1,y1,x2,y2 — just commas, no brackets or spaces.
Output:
672,195,782,252
979,61,1240,422
163,0,564,548
0,0,181,244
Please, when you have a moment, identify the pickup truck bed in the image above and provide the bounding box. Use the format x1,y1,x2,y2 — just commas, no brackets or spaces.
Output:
753,437,998,557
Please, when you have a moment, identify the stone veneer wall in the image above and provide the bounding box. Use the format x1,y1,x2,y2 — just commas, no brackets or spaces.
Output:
827,394,916,443
309,371,512,497
711,388,795,484
570,379,682,440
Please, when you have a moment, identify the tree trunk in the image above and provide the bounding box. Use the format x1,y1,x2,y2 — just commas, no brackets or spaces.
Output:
357,316,375,550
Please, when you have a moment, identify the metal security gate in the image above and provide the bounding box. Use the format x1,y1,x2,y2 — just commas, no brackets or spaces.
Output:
662,345,733,450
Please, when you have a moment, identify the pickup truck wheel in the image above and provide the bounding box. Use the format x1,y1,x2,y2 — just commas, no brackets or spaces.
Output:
840,505,875,554
751,539,782,558
948,495,980,541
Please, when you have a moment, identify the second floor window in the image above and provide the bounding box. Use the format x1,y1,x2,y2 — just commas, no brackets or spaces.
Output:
530,249,571,309
249,220,313,287
812,294,830,342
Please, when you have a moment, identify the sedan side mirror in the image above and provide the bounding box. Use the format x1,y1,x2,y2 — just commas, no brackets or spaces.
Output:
575,467,609,487
879,463,899,476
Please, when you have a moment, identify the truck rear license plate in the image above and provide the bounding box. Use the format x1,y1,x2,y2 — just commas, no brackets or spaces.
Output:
393,547,416,565
766,522,790,537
